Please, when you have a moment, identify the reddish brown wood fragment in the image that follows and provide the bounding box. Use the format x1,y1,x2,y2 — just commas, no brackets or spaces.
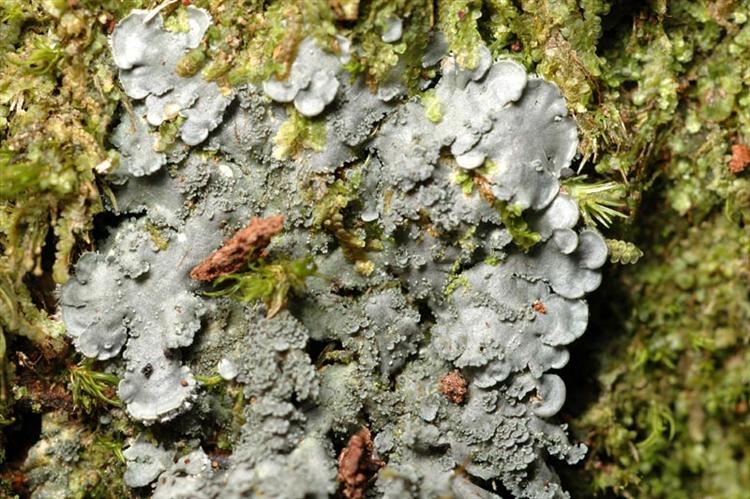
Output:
729,144,750,174
189,215,284,282
439,369,468,405
337,427,384,499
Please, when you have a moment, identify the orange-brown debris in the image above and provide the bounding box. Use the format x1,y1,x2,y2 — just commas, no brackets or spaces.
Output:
337,427,384,499
439,370,468,405
532,300,547,314
730,144,750,174
189,215,284,282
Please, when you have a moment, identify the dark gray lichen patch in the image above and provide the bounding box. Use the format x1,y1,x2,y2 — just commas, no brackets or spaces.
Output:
61,6,608,498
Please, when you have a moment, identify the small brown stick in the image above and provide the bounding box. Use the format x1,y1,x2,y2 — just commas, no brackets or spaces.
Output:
189,215,284,282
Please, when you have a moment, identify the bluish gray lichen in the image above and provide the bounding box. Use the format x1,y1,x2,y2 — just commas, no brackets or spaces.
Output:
110,103,166,179
61,6,609,498
61,217,208,422
263,38,342,117
111,6,232,146
124,437,175,488
22,412,87,497
381,17,404,43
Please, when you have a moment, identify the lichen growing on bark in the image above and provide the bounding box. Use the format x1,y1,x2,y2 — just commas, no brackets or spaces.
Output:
53,4,606,497
1,0,749,498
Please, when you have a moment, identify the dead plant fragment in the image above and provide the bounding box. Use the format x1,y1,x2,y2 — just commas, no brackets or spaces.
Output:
729,144,750,174
439,369,468,404
190,215,284,282
337,427,384,499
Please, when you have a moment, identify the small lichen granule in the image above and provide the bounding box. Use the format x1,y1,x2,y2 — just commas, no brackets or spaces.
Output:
58,5,607,498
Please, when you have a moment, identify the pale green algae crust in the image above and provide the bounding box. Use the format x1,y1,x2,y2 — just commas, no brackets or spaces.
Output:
0,0,749,498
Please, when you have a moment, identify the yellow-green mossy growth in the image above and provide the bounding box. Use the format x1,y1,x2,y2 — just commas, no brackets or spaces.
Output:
273,109,327,160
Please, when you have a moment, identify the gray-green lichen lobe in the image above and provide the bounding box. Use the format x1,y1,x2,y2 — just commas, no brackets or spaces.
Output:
58,5,607,498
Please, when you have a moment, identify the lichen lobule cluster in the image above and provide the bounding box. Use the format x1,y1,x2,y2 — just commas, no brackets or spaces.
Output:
58,5,608,498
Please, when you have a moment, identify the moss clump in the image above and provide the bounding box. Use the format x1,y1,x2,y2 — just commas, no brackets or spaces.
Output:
196,0,338,87
154,116,185,154
518,2,750,495
420,88,443,123
273,109,327,160
206,256,318,318
605,238,643,265
562,175,628,228
443,273,469,297
438,0,483,69
175,48,207,78
494,201,541,252
68,360,122,414
340,0,433,92
0,1,144,363
571,214,750,498
0,0,145,480
311,164,383,265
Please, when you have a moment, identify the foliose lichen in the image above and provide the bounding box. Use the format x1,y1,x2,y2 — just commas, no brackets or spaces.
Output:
4,1,750,498
57,4,607,497
111,6,233,146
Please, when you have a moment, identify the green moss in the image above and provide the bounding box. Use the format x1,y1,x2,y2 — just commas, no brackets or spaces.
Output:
341,0,432,92
145,222,169,251
443,274,469,297
0,0,148,476
449,161,540,251
562,175,628,228
484,255,501,266
68,359,122,413
273,109,327,160
495,201,540,252
205,256,318,318
6,35,63,76
452,168,475,195
163,5,192,33
605,238,643,265
438,0,483,69
420,88,443,123
204,0,338,87
176,48,207,78
0,1,134,326
478,3,750,493
311,163,384,264
573,215,750,498
154,116,185,154
451,160,495,196
195,374,225,387
72,422,134,498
